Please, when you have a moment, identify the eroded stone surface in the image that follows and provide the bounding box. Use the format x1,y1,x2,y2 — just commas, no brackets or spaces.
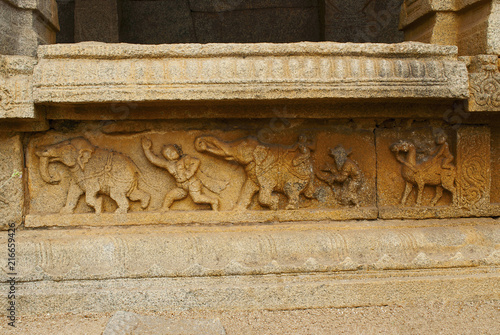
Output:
5,218,499,282
74,0,119,43
0,55,36,119
103,311,226,335
324,0,404,43
0,133,23,229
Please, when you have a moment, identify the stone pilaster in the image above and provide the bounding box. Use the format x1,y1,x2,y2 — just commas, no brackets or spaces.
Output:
400,0,500,56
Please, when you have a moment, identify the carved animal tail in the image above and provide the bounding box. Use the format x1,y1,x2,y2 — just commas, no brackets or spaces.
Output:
126,177,139,198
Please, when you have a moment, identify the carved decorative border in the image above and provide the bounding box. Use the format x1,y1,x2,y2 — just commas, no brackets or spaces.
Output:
33,42,469,103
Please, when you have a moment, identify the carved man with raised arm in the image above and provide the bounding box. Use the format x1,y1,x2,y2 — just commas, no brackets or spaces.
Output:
142,138,219,211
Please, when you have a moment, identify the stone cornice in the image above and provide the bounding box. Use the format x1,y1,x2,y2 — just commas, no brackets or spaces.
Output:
32,42,469,104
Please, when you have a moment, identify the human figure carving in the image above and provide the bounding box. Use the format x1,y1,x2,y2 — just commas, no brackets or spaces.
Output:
142,138,219,211
430,130,454,170
291,134,314,167
36,137,150,214
390,137,457,207
195,135,315,210
316,145,362,207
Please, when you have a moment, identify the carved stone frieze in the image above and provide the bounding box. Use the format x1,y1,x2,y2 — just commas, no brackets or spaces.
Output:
33,42,468,104
194,134,315,210
378,123,497,219
24,118,500,225
26,122,377,226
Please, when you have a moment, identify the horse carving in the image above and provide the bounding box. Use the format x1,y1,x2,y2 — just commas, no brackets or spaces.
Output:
390,140,457,206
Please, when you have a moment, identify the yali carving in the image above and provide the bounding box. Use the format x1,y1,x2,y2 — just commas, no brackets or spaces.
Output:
195,135,316,210
36,137,151,214
390,131,457,206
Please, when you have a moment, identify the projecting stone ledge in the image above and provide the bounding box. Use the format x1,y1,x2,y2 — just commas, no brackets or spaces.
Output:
33,41,469,104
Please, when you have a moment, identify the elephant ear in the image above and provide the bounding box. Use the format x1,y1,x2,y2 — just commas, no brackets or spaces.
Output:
77,149,93,170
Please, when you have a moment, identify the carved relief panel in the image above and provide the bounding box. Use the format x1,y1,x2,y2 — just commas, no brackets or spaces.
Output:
377,121,495,219
25,120,377,227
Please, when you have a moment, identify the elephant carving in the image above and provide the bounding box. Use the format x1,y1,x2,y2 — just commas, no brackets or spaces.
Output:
195,135,315,210
36,137,150,214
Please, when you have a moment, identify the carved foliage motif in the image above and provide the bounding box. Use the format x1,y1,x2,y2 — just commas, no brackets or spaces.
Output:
469,55,500,110
456,126,491,210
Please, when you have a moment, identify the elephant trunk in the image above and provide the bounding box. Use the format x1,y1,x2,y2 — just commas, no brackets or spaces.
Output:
38,155,61,184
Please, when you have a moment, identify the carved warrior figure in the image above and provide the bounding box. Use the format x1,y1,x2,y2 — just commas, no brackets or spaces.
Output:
36,137,151,214
390,133,457,206
316,145,362,207
195,135,315,210
142,138,220,211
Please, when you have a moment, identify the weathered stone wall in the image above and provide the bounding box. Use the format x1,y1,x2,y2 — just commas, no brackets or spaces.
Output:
0,0,59,56
324,0,405,43
56,0,405,44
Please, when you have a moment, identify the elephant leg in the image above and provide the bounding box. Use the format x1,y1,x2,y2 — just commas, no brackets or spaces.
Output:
84,180,102,214
258,186,279,210
85,191,102,214
431,186,443,206
60,180,83,214
129,187,151,209
110,189,130,214
234,180,259,211
162,187,188,211
401,182,413,206
284,183,302,210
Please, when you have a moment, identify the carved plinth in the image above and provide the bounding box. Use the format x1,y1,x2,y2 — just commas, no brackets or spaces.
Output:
2,218,499,313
